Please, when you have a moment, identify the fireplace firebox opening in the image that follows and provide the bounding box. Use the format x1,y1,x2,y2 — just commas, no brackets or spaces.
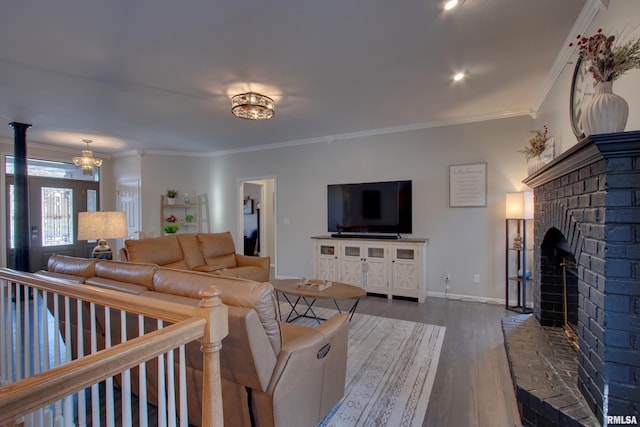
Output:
539,227,578,349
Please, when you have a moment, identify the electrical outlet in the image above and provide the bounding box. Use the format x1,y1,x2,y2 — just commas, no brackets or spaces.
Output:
473,274,481,284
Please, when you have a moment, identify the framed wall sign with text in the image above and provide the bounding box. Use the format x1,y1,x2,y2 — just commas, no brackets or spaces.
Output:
449,163,487,207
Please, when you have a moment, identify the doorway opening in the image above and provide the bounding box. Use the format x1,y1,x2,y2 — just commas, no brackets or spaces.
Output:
239,178,276,276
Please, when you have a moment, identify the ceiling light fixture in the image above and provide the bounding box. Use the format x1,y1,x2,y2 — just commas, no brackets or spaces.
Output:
453,72,465,81
73,139,103,176
444,0,462,10
231,92,275,120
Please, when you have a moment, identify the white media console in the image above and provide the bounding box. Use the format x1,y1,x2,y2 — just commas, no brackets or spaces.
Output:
312,236,428,303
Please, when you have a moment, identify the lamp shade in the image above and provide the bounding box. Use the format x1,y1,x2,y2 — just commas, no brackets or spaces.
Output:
505,191,533,219
77,211,128,240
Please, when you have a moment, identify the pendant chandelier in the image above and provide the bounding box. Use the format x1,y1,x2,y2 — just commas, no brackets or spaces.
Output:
231,92,275,120
73,139,103,176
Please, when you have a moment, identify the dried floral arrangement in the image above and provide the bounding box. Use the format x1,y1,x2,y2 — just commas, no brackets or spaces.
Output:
569,29,640,82
520,125,549,162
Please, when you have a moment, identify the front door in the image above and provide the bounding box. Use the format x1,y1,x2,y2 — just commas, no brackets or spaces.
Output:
6,176,100,271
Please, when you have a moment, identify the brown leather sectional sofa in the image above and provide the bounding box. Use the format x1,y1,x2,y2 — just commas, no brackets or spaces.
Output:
38,254,348,427
121,232,270,282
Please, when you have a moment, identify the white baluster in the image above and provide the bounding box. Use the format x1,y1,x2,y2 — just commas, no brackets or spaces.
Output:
62,296,73,425
90,303,100,427
53,294,63,426
0,279,7,386
167,346,176,427
178,345,187,427
15,284,23,381
42,290,53,423
77,299,87,427
157,320,167,427
23,285,31,380
121,310,132,426
104,307,114,427
138,314,148,427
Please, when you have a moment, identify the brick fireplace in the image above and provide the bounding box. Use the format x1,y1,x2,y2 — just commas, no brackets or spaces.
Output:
522,131,640,422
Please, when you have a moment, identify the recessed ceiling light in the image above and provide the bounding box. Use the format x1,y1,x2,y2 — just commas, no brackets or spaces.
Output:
453,72,465,81
444,0,460,10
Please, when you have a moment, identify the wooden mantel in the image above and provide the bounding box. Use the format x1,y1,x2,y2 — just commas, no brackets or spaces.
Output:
523,130,640,189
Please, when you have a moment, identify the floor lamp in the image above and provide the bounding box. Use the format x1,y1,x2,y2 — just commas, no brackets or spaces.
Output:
77,211,128,260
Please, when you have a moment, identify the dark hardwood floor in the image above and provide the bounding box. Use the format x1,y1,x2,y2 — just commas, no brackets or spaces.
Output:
5,283,522,426
320,294,524,427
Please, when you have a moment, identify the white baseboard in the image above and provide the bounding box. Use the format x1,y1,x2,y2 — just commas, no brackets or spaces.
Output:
428,291,534,308
427,291,505,305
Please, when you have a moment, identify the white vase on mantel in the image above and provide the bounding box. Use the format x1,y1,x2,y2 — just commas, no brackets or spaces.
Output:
527,157,544,175
581,81,629,137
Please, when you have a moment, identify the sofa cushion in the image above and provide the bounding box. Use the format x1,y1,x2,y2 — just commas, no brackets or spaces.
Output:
152,268,281,355
176,234,206,269
84,277,150,295
197,232,238,269
124,235,185,267
210,266,267,282
47,253,98,277
95,260,157,290
36,270,87,284
203,254,237,271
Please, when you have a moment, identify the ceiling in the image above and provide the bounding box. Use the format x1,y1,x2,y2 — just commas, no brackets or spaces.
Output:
0,0,586,155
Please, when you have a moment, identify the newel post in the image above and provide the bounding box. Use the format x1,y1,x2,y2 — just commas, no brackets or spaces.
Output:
198,286,228,427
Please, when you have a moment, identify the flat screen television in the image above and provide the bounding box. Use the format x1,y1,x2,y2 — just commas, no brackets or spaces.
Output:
327,180,412,237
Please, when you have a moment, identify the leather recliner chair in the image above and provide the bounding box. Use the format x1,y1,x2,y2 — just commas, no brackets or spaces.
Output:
150,268,350,427
40,255,349,427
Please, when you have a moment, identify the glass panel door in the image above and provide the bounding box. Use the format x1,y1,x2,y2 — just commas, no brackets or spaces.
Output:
6,176,99,271
41,186,74,247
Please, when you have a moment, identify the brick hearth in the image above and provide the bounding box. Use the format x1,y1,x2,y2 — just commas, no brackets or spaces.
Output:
502,315,598,426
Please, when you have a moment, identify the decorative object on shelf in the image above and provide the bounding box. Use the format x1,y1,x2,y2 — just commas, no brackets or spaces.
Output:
581,81,629,136
77,211,128,260
160,194,201,233
517,268,531,279
184,193,190,204
513,233,522,250
163,224,180,234
231,92,275,120
520,126,554,174
569,29,640,138
72,139,103,176
166,189,178,205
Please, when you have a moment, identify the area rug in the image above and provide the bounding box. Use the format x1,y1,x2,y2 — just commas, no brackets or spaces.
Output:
282,305,446,427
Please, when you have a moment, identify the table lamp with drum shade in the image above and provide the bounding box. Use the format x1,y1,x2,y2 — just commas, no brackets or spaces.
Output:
77,211,128,260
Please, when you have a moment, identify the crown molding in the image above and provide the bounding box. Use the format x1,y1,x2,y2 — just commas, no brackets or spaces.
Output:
530,0,606,113
124,108,529,159
210,108,531,157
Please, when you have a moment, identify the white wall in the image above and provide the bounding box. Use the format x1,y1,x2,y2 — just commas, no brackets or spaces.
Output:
535,0,640,153
137,153,211,236
209,115,535,301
